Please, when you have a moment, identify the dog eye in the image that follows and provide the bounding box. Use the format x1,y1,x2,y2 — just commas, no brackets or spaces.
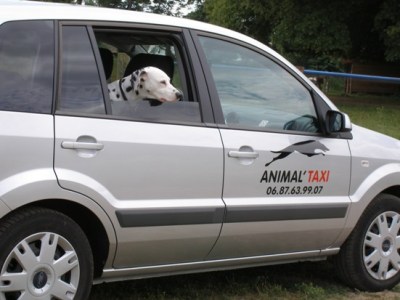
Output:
160,80,167,85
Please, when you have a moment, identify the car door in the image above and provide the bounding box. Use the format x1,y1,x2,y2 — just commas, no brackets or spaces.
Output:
0,20,55,207
53,24,225,268
193,34,351,259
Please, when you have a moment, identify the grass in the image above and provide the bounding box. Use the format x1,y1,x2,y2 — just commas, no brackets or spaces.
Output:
339,104,400,139
331,94,400,140
90,261,400,299
90,93,400,299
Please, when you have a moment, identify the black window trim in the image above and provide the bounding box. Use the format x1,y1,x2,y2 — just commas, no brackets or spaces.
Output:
87,25,111,114
53,20,60,115
56,22,107,115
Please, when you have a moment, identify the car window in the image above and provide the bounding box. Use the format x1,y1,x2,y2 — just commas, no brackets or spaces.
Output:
58,26,106,114
0,21,54,114
199,36,320,133
93,28,201,123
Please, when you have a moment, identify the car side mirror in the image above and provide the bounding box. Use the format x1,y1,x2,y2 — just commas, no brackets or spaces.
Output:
325,110,352,134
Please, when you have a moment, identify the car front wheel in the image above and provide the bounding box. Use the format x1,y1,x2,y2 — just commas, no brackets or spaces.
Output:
0,207,93,300
335,193,400,291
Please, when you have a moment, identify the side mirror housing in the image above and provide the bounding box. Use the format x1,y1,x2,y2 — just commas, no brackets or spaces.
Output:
325,110,352,134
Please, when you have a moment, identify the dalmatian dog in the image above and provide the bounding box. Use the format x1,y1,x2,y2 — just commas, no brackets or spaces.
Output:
108,66,182,106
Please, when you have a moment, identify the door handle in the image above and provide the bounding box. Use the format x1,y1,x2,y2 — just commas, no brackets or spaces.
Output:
228,150,259,159
61,141,104,151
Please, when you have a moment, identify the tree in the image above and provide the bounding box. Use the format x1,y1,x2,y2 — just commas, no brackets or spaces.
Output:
31,0,400,64
199,0,400,68
375,0,400,62
270,0,352,70
96,0,199,16
29,0,198,16
203,0,273,46
185,1,206,21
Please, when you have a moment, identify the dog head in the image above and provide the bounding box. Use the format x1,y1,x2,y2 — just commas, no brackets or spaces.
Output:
131,67,182,103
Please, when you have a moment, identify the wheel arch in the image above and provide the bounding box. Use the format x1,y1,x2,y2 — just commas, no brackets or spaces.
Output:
2,199,112,279
34,199,109,279
333,164,400,248
382,185,400,199
0,171,118,277
333,192,400,291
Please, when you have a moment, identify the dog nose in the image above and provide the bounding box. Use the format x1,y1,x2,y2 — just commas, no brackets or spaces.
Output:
175,91,183,100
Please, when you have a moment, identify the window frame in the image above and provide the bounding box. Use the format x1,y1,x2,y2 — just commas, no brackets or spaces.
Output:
191,30,329,136
55,21,214,127
56,23,108,116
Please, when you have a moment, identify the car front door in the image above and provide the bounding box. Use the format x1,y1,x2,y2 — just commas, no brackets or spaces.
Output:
194,34,351,260
54,24,225,268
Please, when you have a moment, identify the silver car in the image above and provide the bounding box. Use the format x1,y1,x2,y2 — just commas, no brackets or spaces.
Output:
0,1,400,299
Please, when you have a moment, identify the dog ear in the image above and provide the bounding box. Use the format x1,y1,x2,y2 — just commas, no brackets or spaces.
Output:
139,70,148,81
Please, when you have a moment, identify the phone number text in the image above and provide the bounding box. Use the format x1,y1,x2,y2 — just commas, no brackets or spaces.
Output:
266,186,324,196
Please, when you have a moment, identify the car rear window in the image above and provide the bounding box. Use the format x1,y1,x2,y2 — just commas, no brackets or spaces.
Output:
0,21,54,114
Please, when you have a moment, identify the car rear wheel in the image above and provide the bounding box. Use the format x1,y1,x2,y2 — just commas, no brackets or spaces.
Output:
334,193,400,291
0,207,93,300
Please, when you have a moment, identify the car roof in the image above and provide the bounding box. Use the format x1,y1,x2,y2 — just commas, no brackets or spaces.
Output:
0,1,291,64
1,2,280,60
0,1,254,46
0,0,336,109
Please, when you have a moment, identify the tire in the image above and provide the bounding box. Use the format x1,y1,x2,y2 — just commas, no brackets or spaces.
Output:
0,207,93,300
334,193,400,291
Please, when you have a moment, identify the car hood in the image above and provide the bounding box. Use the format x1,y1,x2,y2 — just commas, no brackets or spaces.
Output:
348,124,399,187
349,124,400,162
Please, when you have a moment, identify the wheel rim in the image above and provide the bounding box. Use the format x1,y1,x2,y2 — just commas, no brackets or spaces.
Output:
363,211,400,281
0,232,80,300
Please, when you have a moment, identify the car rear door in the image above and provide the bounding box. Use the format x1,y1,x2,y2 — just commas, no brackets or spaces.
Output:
193,33,351,260
53,23,225,268
0,20,55,208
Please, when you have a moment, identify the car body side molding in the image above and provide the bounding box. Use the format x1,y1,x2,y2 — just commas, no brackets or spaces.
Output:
115,204,348,228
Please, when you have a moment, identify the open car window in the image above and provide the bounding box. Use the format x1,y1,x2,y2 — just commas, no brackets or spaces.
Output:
93,28,201,124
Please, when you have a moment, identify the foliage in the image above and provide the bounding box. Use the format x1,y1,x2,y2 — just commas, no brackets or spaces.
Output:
194,0,400,68
30,0,199,17
32,0,400,65
375,0,400,62
344,0,383,62
203,0,273,44
202,0,351,70
185,2,207,21
96,0,176,15
269,0,351,70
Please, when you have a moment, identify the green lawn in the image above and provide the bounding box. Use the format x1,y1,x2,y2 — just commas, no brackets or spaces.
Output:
90,94,400,299
333,95,400,140
90,261,400,299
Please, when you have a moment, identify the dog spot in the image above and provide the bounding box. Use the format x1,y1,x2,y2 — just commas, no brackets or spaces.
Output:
116,94,120,98
112,88,116,92
132,75,137,81
126,86,133,92
121,78,125,83
139,84,143,89
135,90,139,96
108,89,110,93
140,78,145,82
